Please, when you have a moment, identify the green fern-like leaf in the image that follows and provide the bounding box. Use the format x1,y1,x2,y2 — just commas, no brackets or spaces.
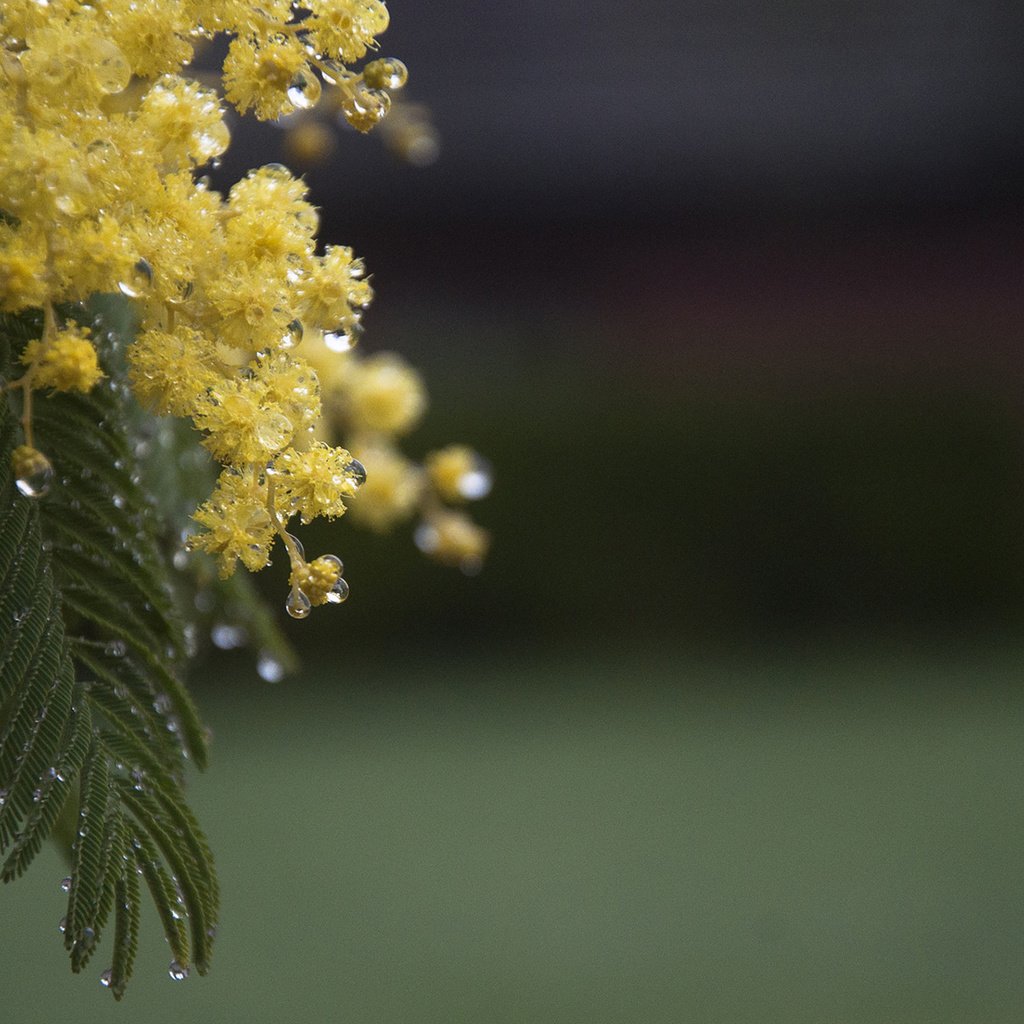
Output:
0,304,219,998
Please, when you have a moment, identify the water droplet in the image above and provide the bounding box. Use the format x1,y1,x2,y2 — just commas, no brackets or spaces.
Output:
347,459,367,487
285,532,305,561
285,587,311,620
323,327,355,353
100,968,113,988
255,411,292,452
13,447,54,498
256,652,285,683
168,960,189,981
363,58,408,90
281,319,303,349
320,553,343,575
58,916,67,934
31,787,42,803
211,623,247,650
172,548,189,570
287,67,322,110
340,86,391,132
60,876,72,893
105,640,127,658
112,494,126,509
325,577,350,604
118,258,153,298
90,39,131,94
458,460,493,500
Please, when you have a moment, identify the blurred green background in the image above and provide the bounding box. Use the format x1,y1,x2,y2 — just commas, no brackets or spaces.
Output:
6,1,1024,1019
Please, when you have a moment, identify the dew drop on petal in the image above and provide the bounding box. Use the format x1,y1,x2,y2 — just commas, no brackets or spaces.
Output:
255,412,292,453
118,258,153,298
347,459,367,487
281,319,303,349
323,327,355,353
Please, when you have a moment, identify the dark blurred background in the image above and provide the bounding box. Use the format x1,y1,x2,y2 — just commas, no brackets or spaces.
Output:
242,0,1024,657
7,3,1024,1020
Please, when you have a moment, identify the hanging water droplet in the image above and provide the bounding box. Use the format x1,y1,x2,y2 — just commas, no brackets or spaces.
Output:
319,553,344,576
285,587,311,620
58,916,67,935
60,876,72,893
347,459,367,487
256,651,285,683
325,577,350,604
105,639,127,658
168,960,189,981
118,258,153,298
287,67,322,110
285,532,305,561
340,85,391,132
363,58,409,90
100,968,113,988
13,446,54,498
172,548,189,570
211,623,247,650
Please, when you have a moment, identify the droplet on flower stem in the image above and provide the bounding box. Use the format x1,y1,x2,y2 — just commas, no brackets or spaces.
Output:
325,577,350,604
285,587,311,620
287,68,322,111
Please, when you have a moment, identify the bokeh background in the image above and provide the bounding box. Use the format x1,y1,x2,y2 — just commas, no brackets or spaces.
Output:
6,2,1024,1020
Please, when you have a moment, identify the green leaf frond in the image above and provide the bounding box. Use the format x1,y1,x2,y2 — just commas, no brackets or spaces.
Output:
0,306,219,998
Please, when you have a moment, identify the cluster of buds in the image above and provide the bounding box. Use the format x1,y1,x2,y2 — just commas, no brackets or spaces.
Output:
0,0,489,619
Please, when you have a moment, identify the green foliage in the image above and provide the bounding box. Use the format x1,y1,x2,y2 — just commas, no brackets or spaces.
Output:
0,307,218,999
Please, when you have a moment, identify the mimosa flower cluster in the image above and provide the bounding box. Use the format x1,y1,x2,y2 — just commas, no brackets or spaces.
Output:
0,0,489,620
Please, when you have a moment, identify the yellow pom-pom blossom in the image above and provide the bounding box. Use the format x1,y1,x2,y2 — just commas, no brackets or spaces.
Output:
1,0,489,615
346,441,422,532
21,326,104,394
425,445,493,504
339,353,426,436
